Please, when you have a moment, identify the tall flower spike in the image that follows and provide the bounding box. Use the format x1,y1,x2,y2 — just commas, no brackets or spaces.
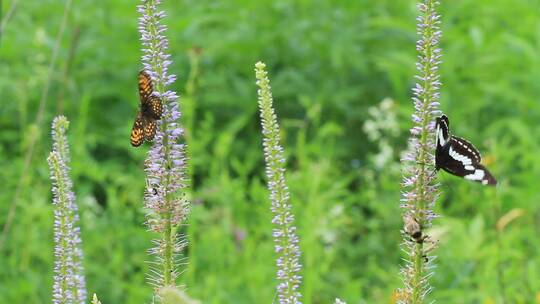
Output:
137,0,189,290
398,1,442,303
48,115,87,304
255,62,303,304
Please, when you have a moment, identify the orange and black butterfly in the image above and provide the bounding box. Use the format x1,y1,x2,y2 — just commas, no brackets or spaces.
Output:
130,70,163,147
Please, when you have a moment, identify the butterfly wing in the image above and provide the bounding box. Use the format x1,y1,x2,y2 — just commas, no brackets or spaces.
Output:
463,163,497,185
435,114,496,185
133,70,161,146
143,117,157,142
147,95,163,120
451,136,481,163
440,161,496,185
138,70,154,102
131,112,145,147
435,115,451,170
441,137,496,185
435,114,451,147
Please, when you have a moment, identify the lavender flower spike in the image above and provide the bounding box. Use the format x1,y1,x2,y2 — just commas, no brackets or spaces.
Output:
137,0,189,289
48,115,87,304
255,62,303,304
398,1,442,303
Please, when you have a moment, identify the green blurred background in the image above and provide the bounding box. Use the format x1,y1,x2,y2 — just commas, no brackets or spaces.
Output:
1,0,539,303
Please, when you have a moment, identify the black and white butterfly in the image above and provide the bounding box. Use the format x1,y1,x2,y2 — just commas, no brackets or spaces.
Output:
435,114,497,185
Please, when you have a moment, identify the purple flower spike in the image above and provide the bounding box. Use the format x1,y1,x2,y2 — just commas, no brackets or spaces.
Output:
255,62,303,304
48,116,87,304
137,0,189,289
398,1,442,303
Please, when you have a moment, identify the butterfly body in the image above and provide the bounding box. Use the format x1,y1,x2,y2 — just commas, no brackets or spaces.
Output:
435,115,497,185
131,70,163,147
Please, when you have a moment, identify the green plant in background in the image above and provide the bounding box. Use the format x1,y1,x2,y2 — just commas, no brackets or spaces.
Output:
136,0,190,295
0,0,72,252
1,0,540,303
397,0,442,303
255,61,303,303
47,116,87,303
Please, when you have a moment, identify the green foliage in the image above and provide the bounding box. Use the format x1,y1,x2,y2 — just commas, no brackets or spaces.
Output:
0,0,539,303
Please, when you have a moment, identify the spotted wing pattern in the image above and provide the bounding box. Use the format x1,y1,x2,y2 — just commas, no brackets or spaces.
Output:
147,95,163,119
138,70,154,102
435,114,497,185
143,117,157,140
130,113,145,147
131,70,163,147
